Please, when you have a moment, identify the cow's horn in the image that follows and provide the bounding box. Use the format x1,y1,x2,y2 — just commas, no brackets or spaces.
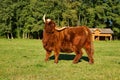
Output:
43,14,46,22
55,27,67,31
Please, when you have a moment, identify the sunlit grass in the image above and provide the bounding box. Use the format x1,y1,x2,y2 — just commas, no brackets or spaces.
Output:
0,39,120,80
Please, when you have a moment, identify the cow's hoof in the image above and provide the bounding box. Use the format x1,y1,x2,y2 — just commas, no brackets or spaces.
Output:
54,61,58,64
73,61,78,64
45,59,49,62
89,61,94,64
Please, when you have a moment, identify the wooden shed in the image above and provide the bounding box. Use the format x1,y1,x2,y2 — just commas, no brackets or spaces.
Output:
89,28,114,41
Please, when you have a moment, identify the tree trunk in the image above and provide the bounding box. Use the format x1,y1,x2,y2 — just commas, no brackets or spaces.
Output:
11,33,13,39
38,32,40,39
57,15,60,26
68,19,69,26
22,32,27,39
77,13,80,26
17,28,20,38
27,33,30,39
7,33,9,39
22,32,24,39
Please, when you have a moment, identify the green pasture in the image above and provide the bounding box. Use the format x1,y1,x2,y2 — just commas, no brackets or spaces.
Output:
0,39,120,80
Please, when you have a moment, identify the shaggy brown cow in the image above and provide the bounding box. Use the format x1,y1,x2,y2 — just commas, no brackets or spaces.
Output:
42,15,94,64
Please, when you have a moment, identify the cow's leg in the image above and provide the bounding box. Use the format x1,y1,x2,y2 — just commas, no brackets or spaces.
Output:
84,42,94,64
73,50,83,64
45,51,52,62
54,50,59,63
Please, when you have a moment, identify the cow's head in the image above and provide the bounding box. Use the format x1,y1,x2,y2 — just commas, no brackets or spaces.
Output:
43,15,56,33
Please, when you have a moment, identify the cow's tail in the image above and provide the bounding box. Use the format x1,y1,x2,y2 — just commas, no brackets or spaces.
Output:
91,38,94,55
85,26,94,55
88,28,94,55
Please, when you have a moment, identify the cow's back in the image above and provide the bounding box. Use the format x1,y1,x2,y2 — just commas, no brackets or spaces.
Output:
58,26,91,53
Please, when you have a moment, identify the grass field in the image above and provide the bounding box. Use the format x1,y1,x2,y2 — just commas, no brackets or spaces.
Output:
0,39,120,80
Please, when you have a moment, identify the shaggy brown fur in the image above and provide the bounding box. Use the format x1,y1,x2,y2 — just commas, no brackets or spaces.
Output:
42,19,94,64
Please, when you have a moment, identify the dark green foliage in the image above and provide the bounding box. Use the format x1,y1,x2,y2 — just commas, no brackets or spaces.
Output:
0,0,120,39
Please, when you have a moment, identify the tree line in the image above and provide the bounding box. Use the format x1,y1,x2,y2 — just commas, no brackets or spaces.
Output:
0,0,120,39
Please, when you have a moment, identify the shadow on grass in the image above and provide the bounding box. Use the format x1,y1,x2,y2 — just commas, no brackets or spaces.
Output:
50,54,89,63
